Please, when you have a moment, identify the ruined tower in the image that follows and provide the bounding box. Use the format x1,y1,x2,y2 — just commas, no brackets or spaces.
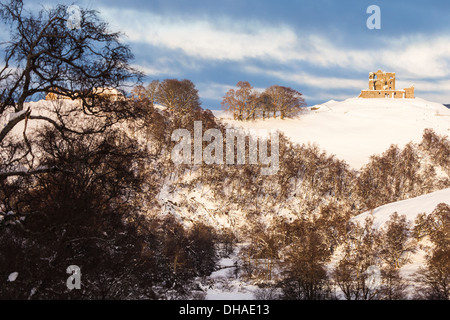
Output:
360,70,414,99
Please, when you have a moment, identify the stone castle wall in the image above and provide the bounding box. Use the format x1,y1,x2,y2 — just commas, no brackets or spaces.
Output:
360,70,414,99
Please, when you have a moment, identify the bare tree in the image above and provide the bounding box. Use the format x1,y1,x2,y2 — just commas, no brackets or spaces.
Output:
146,80,161,105
222,83,305,120
256,92,274,120
131,80,160,105
379,267,409,300
281,228,333,300
264,85,306,119
413,203,450,300
156,79,201,115
332,218,382,300
0,0,142,178
221,81,258,121
379,213,416,268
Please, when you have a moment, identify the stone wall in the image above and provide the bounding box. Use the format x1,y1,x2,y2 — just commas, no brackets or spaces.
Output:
404,86,415,99
361,70,414,99
360,89,407,99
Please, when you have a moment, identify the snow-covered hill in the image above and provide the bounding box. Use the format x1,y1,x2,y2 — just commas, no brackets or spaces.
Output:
216,97,450,169
8,96,450,170
353,187,450,229
3,97,448,299
346,188,450,287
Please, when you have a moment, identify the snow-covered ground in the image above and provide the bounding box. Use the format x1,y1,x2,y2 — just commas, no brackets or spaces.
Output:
202,246,258,300
4,97,448,299
208,97,450,298
351,187,450,287
353,187,450,229
215,97,450,169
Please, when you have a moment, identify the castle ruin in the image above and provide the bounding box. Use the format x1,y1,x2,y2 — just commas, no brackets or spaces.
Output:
359,70,414,99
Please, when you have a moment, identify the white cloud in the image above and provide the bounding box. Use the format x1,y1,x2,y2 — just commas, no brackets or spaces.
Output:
380,36,450,78
397,79,450,93
245,66,366,90
102,8,298,62
100,8,450,104
417,93,450,104
285,35,450,79
132,64,177,77
103,7,450,79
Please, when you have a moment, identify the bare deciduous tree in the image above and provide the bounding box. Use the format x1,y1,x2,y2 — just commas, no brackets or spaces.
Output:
332,217,382,300
132,80,160,105
222,82,306,120
221,81,258,121
0,0,142,178
413,203,450,300
379,213,416,269
156,79,201,115
264,85,306,119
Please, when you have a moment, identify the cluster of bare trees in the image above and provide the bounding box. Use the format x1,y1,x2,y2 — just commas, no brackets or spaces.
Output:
420,128,450,176
221,81,306,121
189,128,450,300
130,79,212,131
0,0,219,300
331,213,415,300
241,206,449,300
132,79,201,115
355,140,449,211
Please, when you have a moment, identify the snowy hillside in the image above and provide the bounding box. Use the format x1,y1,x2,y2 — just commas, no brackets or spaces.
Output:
216,97,450,169
345,188,450,288
8,96,450,170
353,187,450,229
3,97,448,300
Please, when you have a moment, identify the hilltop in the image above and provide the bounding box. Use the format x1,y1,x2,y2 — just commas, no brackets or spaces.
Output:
216,97,450,169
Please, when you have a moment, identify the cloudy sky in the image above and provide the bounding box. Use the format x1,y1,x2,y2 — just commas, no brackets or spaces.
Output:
15,0,450,108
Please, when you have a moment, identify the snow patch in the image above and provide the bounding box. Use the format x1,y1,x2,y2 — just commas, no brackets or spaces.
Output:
7,272,18,282
353,187,450,229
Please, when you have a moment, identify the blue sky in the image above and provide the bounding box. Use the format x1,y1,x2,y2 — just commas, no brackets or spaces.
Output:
12,1,450,108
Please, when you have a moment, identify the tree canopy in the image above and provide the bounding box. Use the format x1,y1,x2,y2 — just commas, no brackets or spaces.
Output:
221,81,306,120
